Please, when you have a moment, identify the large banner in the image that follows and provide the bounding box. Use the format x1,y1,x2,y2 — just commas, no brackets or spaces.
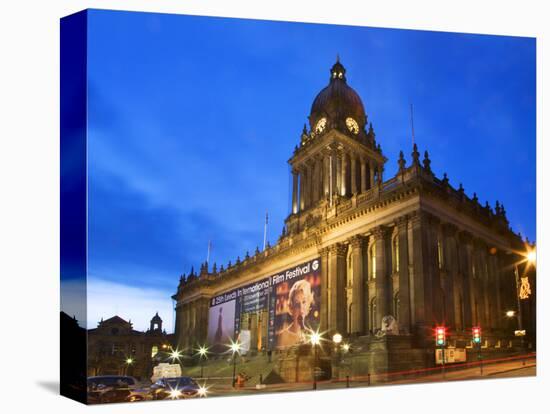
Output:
207,258,321,351
270,259,321,349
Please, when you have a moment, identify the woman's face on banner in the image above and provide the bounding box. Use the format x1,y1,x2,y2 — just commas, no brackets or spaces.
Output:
291,290,310,319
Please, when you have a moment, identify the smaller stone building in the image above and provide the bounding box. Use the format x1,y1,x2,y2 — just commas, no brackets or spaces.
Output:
87,313,173,380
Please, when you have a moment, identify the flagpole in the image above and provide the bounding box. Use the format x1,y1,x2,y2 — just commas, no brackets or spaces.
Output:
263,211,268,250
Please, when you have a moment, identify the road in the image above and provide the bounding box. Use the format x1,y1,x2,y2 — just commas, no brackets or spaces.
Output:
204,356,536,397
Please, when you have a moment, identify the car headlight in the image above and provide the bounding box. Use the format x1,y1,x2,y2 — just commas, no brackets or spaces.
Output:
168,389,182,399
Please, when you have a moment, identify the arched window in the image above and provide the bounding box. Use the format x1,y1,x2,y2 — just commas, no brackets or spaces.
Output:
370,243,376,280
370,297,377,331
393,235,400,273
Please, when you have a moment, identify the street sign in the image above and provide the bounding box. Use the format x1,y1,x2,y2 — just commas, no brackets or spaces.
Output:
435,348,467,365
151,363,182,382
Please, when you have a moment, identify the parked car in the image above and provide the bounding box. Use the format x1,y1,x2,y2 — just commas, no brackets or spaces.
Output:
149,377,200,400
87,375,149,404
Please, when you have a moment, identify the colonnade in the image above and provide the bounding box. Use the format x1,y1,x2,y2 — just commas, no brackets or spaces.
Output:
318,212,514,340
175,213,517,351
292,151,380,213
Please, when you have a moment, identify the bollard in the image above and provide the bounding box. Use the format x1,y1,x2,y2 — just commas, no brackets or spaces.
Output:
346,375,350,388
367,373,371,386
259,374,263,385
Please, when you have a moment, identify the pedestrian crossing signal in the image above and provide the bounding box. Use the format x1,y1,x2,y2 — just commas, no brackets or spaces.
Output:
435,326,446,347
472,327,482,344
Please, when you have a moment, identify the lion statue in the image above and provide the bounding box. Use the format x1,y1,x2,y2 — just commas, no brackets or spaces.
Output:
376,315,399,336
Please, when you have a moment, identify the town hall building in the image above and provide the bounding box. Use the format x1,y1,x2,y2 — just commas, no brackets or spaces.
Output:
172,59,535,376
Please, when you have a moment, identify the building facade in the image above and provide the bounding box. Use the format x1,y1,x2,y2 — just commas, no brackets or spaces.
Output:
173,60,535,373
87,313,173,379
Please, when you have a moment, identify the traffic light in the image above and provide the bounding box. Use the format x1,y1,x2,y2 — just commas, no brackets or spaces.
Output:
435,326,446,347
472,326,482,344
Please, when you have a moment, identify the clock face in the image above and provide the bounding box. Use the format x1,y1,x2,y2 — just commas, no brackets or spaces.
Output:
346,117,359,134
315,117,327,133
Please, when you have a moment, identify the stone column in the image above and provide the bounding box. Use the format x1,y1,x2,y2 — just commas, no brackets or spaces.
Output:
489,253,503,330
292,169,298,214
323,155,330,198
427,217,444,324
409,212,432,336
369,164,375,190
313,158,320,203
442,223,459,330
351,155,357,195
396,217,411,333
336,152,342,197
479,244,491,329
328,243,348,334
319,247,329,333
372,226,389,329
350,235,366,334
299,168,305,211
305,164,311,209
458,232,474,328
360,158,367,193
341,153,348,196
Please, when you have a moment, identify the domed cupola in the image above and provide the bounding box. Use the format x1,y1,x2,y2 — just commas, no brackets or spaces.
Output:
309,58,367,138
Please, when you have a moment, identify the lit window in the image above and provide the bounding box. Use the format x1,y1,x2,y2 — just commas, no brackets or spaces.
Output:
151,345,159,358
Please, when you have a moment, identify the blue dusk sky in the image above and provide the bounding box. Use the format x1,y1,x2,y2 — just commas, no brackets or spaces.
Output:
83,9,535,331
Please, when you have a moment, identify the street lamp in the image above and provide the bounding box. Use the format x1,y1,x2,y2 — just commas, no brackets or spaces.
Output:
197,345,209,378
526,247,536,266
124,357,133,375
505,310,516,318
332,333,343,381
229,340,241,388
309,330,322,390
169,348,182,363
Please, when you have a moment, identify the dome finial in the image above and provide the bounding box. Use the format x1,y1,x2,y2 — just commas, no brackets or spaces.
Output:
330,58,346,82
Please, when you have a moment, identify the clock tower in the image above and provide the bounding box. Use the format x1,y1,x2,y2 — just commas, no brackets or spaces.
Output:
286,59,386,234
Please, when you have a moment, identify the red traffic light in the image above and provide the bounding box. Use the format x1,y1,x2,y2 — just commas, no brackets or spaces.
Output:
435,326,446,346
472,326,482,344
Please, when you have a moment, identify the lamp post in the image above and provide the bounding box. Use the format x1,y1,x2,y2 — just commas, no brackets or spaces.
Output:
342,343,350,387
513,264,526,351
332,333,342,380
230,340,241,388
513,245,536,350
198,345,208,378
124,357,133,375
310,331,321,390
